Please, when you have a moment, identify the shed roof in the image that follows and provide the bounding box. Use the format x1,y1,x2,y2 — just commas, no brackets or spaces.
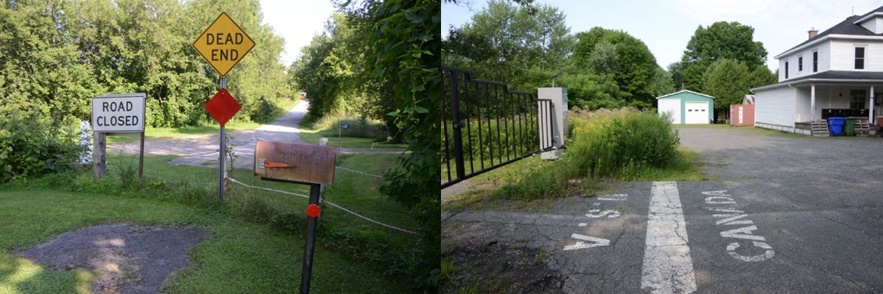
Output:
656,90,715,100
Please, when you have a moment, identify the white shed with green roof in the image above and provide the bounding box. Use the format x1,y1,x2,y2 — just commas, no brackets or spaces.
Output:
656,90,715,124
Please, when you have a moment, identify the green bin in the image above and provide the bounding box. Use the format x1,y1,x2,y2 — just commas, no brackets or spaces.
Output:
845,117,856,136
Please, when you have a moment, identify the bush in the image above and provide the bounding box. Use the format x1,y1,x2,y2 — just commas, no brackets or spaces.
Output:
566,110,680,179
0,106,79,183
309,113,388,139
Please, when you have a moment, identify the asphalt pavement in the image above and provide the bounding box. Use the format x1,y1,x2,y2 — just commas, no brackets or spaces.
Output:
443,126,883,293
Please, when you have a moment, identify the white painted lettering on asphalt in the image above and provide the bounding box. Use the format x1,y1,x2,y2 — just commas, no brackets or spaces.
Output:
597,193,628,201
703,190,775,262
586,208,620,218
641,181,697,294
563,233,610,250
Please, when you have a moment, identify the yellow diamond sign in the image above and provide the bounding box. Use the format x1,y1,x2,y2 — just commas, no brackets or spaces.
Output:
193,12,255,76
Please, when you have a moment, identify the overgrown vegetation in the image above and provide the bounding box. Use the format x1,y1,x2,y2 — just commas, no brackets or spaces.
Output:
567,110,681,179
453,109,699,202
0,0,293,128
332,0,442,291
0,105,80,184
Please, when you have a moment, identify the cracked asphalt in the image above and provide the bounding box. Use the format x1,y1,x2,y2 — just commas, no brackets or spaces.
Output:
443,126,883,293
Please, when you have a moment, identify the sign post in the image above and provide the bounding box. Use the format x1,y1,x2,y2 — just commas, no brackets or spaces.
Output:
193,12,253,201
254,141,337,293
91,93,147,181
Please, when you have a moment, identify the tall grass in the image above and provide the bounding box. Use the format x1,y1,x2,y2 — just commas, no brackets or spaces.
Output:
442,115,540,169
489,110,685,200
307,113,388,139
567,112,680,179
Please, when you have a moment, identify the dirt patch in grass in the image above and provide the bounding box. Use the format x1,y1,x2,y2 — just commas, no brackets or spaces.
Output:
17,223,205,294
442,240,565,293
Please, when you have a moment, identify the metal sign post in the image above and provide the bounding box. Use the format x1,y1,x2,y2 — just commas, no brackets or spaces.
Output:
194,11,251,201
218,78,227,200
301,184,321,294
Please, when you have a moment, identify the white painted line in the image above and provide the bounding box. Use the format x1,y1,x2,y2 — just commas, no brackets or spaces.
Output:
597,193,628,201
578,223,587,227
641,181,697,294
563,233,610,251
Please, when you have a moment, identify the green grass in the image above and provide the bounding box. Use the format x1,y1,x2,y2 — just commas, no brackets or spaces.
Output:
0,150,419,293
443,147,705,211
297,113,408,149
0,189,406,293
298,127,407,149
299,131,408,149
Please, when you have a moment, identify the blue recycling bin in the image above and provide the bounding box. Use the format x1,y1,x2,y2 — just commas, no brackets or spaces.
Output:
828,117,845,136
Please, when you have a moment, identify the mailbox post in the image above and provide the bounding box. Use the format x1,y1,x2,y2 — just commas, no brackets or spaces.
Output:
254,140,337,293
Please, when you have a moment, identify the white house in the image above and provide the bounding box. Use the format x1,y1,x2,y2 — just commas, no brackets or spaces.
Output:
752,5,883,134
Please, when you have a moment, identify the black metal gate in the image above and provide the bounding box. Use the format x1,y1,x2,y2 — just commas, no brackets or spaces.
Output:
441,66,556,189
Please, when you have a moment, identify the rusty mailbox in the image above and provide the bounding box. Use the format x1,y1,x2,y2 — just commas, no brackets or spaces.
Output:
254,140,337,185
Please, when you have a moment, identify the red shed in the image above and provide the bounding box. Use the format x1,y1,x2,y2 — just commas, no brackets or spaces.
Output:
730,95,755,127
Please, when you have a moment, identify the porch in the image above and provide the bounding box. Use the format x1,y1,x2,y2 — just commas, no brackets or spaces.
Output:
795,118,873,136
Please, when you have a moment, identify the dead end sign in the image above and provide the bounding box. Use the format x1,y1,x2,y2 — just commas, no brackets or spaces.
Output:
91,93,146,133
192,12,255,76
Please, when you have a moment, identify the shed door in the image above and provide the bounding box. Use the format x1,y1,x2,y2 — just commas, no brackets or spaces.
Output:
658,98,681,124
684,102,709,124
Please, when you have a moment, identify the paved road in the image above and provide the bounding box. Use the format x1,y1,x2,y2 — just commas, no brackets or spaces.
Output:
109,101,403,169
444,127,883,293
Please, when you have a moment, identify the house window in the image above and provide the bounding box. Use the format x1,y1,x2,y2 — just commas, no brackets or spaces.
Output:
855,47,865,69
813,51,818,72
798,56,803,71
850,89,866,109
785,61,788,80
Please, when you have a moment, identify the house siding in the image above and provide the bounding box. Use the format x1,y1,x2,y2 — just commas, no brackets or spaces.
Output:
779,41,831,81
755,86,796,128
830,39,883,71
861,17,877,33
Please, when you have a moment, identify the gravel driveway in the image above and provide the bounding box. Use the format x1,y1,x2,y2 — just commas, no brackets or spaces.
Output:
108,101,403,169
677,127,883,207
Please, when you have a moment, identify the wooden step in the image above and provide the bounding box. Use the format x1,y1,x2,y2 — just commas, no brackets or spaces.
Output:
855,118,870,136
811,120,829,137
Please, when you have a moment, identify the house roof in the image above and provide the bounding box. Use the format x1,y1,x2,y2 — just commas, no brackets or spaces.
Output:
776,16,875,58
751,70,883,92
656,90,715,100
776,5,883,59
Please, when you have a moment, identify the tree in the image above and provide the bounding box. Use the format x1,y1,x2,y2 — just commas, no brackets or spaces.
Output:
338,0,440,290
647,67,675,99
442,0,574,90
748,66,778,88
703,59,750,122
571,27,660,108
679,21,768,91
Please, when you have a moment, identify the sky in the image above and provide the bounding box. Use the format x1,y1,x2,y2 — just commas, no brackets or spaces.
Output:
258,0,336,67
442,0,882,72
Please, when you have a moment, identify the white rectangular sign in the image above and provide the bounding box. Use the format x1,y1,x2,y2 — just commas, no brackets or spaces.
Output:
91,93,146,133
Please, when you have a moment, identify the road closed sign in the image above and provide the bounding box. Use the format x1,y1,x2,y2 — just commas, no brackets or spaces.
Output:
91,93,146,133
192,12,255,76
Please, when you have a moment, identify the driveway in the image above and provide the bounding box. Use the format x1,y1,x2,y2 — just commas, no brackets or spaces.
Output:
443,126,883,293
108,101,403,169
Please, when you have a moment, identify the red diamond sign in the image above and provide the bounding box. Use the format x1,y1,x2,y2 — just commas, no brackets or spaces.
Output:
205,88,241,126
